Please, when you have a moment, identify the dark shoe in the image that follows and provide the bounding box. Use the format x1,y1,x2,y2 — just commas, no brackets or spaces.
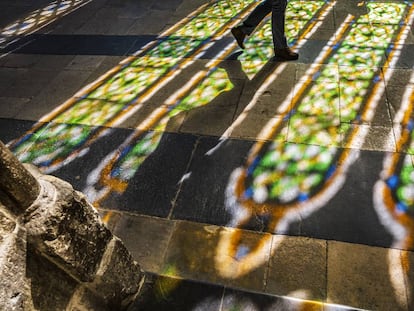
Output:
274,47,299,61
231,26,246,49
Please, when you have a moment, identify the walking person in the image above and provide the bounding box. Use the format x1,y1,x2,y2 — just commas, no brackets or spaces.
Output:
231,0,298,61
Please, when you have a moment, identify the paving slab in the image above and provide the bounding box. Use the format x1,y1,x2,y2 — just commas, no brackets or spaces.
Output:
2,0,414,310
405,250,414,311
163,220,271,293
111,213,176,274
15,69,92,120
0,97,30,119
266,236,327,302
327,241,407,311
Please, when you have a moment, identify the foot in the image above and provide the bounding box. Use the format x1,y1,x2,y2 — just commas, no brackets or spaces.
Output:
231,26,246,49
274,47,299,61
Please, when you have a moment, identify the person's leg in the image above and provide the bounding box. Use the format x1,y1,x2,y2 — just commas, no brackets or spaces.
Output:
272,0,298,60
239,0,272,35
231,0,297,60
271,0,287,49
231,0,272,49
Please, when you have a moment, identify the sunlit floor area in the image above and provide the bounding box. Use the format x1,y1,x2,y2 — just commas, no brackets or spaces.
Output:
1,0,414,310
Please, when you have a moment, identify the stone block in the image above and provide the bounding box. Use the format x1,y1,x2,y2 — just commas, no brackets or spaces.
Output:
265,235,327,301
327,241,407,311
112,213,175,273
404,250,414,310
0,207,32,311
88,237,144,309
24,175,112,282
27,245,79,311
164,221,271,292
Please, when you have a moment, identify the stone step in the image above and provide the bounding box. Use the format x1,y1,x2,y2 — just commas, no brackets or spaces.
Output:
128,273,363,311
104,211,414,311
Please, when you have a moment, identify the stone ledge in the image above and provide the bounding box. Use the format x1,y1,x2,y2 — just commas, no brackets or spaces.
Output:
105,210,414,311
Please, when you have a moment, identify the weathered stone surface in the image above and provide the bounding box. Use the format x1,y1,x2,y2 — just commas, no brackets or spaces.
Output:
66,286,110,311
0,141,39,213
24,175,112,282
0,187,19,215
0,208,32,311
327,241,407,311
112,213,175,273
27,245,79,311
1,155,143,310
0,204,15,238
89,237,144,309
266,235,327,301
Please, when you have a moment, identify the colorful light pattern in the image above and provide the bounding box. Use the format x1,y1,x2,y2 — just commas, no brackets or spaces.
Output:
215,0,414,279
0,0,91,48
242,2,407,207
84,0,331,205
10,0,259,172
109,68,234,191
374,77,414,248
239,1,325,79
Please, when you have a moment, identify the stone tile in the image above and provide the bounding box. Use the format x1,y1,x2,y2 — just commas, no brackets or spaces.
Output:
310,28,337,41
228,115,288,142
323,303,364,311
111,213,175,274
15,69,92,120
81,56,126,86
175,72,245,137
126,11,173,36
333,1,368,23
0,118,37,144
394,45,414,70
1,68,59,98
171,135,253,227
327,241,408,311
386,85,413,126
296,40,327,65
236,75,295,121
357,88,393,127
296,63,339,83
0,67,26,94
266,235,327,302
45,3,97,36
392,124,410,154
129,275,224,311
222,288,324,311
384,68,413,88
163,221,271,292
316,10,336,32
62,130,197,218
404,250,414,310
117,103,172,131
341,124,396,152
65,55,107,71
179,104,238,137
31,55,76,71
299,148,393,248
0,97,30,118
0,53,41,68
77,9,136,36
287,116,342,148
236,62,295,110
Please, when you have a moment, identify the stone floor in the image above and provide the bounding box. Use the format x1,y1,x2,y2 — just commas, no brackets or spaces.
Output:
1,0,414,310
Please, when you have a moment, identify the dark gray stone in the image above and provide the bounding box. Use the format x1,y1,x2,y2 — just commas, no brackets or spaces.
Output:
0,208,32,311
24,173,112,282
88,237,144,309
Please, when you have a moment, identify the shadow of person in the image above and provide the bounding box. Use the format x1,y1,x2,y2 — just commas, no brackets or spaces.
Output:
163,50,296,225
335,0,368,20
168,49,290,138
